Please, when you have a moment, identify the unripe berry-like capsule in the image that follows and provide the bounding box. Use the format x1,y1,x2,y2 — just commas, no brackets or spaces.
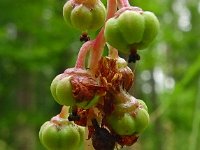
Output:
134,108,149,133
138,99,148,111
107,108,149,136
63,0,106,32
50,74,75,106
39,118,85,150
136,11,160,49
50,68,104,109
106,93,149,136
107,113,136,135
104,7,159,53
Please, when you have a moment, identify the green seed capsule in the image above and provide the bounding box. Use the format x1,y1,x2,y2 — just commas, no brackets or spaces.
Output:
56,76,75,106
63,0,106,32
117,10,145,44
104,7,159,53
50,74,62,102
134,108,149,133
50,74,75,106
39,120,84,150
107,93,150,136
50,68,102,109
137,99,148,111
107,113,136,135
104,18,128,51
70,5,93,31
136,11,160,49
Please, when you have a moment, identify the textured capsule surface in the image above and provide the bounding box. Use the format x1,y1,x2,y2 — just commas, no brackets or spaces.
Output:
63,0,106,32
104,7,159,53
39,121,84,150
50,75,75,106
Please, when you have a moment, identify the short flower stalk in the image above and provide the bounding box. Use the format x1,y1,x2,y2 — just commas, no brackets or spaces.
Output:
39,0,160,149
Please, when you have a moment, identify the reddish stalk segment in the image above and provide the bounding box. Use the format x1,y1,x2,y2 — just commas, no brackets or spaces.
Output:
118,0,130,8
89,0,117,75
59,106,69,119
50,106,69,125
75,40,94,69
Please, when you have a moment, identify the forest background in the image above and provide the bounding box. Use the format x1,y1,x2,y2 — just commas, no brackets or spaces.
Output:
0,0,200,149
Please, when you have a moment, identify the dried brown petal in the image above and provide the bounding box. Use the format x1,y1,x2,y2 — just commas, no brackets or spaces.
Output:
115,134,138,146
119,66,134,91
74,108,89,126
64,68,106,103
97,57,123,93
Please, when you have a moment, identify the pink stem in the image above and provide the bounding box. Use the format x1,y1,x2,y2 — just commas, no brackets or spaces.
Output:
50,106,69,125
118,0,130,8
89,30,105,74
89,0,117,74
75,40,94,69
106,0,118,20
59,106,69,119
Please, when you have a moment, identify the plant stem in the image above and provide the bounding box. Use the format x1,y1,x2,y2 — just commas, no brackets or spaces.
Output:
59,106,69,119
106,0,118,20
89,0,117,75
89,30,105,75
75,40,94,69
118,0,130,8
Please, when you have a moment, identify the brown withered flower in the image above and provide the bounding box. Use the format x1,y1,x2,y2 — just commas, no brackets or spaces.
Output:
64,68,106,104
97,57,134,93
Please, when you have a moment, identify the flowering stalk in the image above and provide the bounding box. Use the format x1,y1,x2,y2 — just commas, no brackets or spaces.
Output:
118,0,130,8
75,40,94,69
59,106,69,119
89,0,117,74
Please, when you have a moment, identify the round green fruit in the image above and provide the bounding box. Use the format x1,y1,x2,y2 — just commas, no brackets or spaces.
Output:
134,108,149,133
136,11,160,49
50,71,101,109
107,93,150,135
107,108,149,135
63,0,106,32
50,74,62,102
39,121,84,150
107,113,136,135
138,99,148,111
50,74,75,106
104,7,159,53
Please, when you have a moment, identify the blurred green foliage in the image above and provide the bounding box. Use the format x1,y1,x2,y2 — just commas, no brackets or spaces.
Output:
0,0,199,150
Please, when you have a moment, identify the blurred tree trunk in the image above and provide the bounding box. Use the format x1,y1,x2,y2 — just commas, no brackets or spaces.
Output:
16,70,35,110
15,70,36,150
